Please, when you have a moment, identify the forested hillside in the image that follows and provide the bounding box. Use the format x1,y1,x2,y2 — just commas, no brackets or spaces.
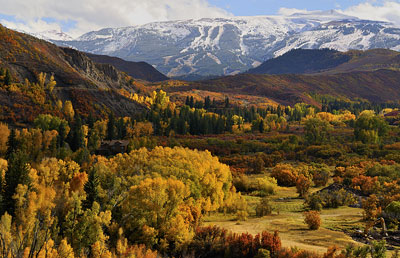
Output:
175,69,400,106
0,24,148,122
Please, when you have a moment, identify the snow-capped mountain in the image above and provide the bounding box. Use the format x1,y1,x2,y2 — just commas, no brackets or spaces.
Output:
52,10,400,77
32,30,74,41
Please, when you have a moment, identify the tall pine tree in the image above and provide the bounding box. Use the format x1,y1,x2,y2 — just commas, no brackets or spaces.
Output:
5,129,18,160
204,96,211,110
68,115,85,151
3,151,30,215
107,112,116,140
83,168,99,210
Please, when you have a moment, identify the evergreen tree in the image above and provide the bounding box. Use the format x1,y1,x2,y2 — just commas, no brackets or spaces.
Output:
4,69,12,86
68,115,85,151
225,115,233,133
259,119,265,133
116,118,127,139
57,122,67,148
185,96,190,106
152,113,162,135
107,112,116,140
87,112,95,129
177,117,188,135
216,117,225,134
225,97,230,108
83,168,100,210
204,96,211,110
194,100,204,109
6,129,18,160
277,105,282,117
189,96,194,108
3,151,30,215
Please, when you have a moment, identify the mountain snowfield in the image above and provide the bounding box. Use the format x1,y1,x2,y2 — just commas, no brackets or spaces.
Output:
31,30,74,41
50,10,400,77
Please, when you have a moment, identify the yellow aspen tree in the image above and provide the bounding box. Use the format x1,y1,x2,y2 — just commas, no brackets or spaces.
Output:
0,123,10,155
63,101,75,120
57,239,75,258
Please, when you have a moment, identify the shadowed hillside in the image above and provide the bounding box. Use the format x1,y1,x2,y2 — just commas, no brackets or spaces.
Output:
86,53,169,82
247,48,400,75
247,49,352,75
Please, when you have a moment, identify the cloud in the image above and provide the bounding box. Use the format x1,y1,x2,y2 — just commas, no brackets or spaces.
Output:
0,0,231,37
278,1,400,26
339,1,400,26
0,19,63,34
277,8,309,16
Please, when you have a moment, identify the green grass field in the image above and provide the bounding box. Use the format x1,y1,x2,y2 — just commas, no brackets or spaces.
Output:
204,185,366,254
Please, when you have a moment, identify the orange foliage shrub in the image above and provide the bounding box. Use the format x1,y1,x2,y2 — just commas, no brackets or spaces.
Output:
351,175,379,195
296,174,311,198
304,211,321,230
191,226,281,258
362,194,382,221
381,180,400,206
271,164,298,187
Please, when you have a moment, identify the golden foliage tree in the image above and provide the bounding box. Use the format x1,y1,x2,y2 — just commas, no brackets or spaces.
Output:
63,101,75,120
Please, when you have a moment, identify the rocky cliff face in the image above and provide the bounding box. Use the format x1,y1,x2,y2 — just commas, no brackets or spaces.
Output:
62,47,121,87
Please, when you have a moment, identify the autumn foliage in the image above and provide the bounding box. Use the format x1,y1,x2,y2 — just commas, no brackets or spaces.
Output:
190,226,281,258
304,211,322,230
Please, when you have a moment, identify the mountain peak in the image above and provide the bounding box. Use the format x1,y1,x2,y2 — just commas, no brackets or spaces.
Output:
31,29,74,41
52,15,400,77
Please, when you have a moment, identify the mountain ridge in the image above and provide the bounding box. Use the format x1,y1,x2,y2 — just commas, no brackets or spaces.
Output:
51,11,400,77
247,48,400,75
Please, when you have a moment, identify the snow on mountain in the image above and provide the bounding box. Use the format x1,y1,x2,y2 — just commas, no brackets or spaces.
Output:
52,10,400,77
32,30,74,41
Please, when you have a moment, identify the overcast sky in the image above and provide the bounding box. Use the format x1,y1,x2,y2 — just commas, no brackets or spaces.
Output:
1,0,400,37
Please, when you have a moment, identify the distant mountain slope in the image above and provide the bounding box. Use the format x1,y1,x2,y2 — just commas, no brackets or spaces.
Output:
0,24,144,122
316,49,400,75
247,48,352,74
165,70,400,106
248,48,400,75
86,53,168,82
52,10,400,77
